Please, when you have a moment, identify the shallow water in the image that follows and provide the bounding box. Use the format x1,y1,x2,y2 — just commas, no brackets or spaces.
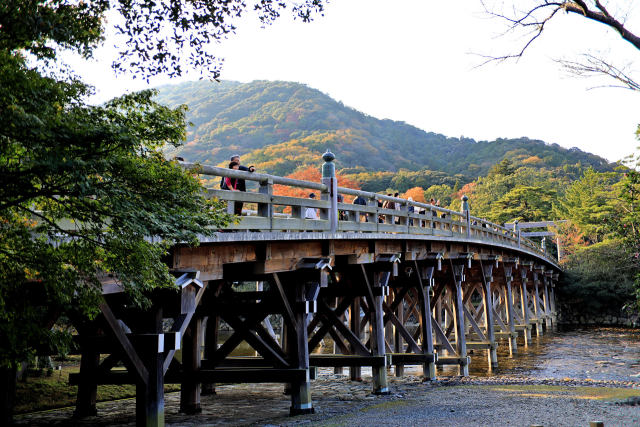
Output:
440,327,640,383
221,326,640,382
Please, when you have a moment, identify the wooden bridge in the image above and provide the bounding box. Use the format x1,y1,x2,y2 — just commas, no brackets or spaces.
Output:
71,152,561,426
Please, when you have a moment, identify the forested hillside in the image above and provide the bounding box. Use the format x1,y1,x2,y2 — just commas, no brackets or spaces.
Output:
155,80,613,191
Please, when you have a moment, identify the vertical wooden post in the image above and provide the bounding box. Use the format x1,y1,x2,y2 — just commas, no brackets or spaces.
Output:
321,150,338,233
416,263,436,380
394,288,404,377
556,236,562,262
349,297,362,381
519,274,532,345
333,297,343,375
74,343,99,417
503,264,518,355
258,178,273,230
289,283,313,415
202,315,219,395
549,279,558,329
136,307,165,427
362,266,389,394
542,277,552,330
180,318,202,414
460,195,471,237
450,261,469,376
532,274,543,337
480,262,498,369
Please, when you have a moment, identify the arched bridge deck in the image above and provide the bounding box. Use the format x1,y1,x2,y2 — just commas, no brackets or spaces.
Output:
71,157,561,426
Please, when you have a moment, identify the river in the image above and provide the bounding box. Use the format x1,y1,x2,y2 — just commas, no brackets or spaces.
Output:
225,326,640,383
438,327,640,383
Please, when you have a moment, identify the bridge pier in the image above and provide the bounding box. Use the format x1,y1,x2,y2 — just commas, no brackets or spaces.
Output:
542,275,553,330
288,281,314,415
135,307,165,427
480,260,498,369
416,263,437,380
366,267,391,394
502,261,519,355
450,258,469,376
532,269,544,336
518,268,533,346
180,318,202,414
349,297,362,381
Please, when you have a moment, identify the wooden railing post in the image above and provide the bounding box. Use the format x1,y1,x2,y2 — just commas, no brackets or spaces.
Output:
461,195,470,237
321,150,338,233
513,220,521,247
258,178,273,230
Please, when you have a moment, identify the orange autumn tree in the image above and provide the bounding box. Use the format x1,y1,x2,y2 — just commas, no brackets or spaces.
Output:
273,166,361,212
402,187,426,203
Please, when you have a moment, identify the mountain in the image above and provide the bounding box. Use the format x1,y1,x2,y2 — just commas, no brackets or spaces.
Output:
155,80,613,186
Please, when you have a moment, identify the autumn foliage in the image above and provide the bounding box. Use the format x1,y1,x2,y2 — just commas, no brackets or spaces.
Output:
273,166,360,203
402,187,426,203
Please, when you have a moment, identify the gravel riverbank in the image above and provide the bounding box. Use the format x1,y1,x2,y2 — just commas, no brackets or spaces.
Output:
14,371,640,426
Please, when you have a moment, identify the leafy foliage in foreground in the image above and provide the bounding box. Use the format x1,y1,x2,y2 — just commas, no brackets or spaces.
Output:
0,56,229,368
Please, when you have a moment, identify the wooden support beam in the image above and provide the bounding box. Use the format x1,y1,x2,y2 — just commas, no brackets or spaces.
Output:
135,307,165,427
480,262,498,369
288,281,313,415
415,262,436,380
308,296,353,353
450,260,469,376
519,274,532,345
382,300,422,354
180,318,202,414
543,277,552,330
361,265,390,395
273,273,298,331
349,297,363,381
317,300,371,357
221,312,290,368
99,303,149,385
387,353,436,365
309,355,386,367
502,264,518,355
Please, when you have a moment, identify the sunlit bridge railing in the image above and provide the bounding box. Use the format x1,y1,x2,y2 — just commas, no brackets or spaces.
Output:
181,160,554,265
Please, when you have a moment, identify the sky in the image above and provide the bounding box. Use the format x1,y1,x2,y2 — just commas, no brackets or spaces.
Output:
67,0,640,163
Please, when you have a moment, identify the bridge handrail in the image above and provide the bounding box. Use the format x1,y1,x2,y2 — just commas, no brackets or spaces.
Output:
184,163,328,192
181,161,552,263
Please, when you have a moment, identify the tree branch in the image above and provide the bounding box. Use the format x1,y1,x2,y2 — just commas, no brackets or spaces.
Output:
480,1,640,89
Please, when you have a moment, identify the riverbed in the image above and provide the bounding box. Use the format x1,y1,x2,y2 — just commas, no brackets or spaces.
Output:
15,327,640,426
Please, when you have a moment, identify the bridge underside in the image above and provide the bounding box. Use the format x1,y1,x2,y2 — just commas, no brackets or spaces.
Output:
70,233,559,425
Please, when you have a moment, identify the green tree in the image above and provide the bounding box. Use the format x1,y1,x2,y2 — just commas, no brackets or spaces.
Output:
4,1,332,421
424,184,454,206
491,186,556,224
0,53,231,367
487,158,515,178
554,168,619,243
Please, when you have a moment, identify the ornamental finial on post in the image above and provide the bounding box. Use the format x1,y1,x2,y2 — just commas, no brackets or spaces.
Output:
460,194,469,213
322,149,336,179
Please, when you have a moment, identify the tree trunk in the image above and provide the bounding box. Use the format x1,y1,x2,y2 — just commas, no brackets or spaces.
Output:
0,366,17,426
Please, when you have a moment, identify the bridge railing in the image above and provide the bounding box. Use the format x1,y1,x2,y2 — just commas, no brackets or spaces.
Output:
183,162,546,258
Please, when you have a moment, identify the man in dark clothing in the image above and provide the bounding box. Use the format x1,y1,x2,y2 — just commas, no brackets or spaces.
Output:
220,154,255,191
220,155,255,215
353,194,367,222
